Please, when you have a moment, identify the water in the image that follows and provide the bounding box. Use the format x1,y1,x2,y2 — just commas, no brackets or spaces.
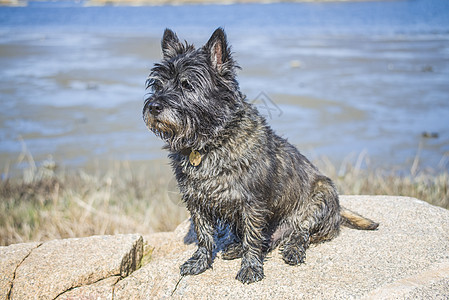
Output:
1,0,449,172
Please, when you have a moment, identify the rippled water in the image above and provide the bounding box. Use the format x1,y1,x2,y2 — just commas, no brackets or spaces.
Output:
1,0,448,172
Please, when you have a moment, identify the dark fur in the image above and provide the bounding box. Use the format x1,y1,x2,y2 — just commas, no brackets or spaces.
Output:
142,28,378,284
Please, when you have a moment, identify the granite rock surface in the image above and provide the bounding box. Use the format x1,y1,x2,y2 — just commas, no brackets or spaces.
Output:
1,196,448,299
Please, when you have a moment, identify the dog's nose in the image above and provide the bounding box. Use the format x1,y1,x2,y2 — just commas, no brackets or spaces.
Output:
149,102,163,116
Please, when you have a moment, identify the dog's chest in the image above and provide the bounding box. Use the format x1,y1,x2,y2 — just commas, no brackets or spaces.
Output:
174,153,246,222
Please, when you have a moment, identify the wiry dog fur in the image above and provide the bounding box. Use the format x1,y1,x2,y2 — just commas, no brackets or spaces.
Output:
143,28,379,284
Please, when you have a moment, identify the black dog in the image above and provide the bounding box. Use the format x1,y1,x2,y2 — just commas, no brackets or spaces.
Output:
143,28,378,284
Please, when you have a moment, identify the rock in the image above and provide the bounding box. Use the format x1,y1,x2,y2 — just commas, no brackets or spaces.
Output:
7,234,143,300
364,260,449,299
114,196,449,299
1,196,448,299
56,276,120,300
0,242,41,300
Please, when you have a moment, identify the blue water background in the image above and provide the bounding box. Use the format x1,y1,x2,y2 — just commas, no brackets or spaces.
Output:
1,0,449,171
1,0,449,36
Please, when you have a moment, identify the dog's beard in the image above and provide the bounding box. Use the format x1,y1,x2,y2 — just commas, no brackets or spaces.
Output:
144,113,176,142
147,118,174,140
143,109,198,152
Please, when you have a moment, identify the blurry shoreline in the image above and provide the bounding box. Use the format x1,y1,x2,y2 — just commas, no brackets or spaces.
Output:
1,0,383,7
85,0,377,6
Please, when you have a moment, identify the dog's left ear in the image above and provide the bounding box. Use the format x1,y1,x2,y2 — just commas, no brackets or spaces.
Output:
205,27,231,72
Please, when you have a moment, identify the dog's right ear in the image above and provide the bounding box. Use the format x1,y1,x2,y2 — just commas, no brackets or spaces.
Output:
161,28,182,59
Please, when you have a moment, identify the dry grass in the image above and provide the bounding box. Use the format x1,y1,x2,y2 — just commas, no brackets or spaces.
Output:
0,158,188,246
1,152,448,246
314,151,449,210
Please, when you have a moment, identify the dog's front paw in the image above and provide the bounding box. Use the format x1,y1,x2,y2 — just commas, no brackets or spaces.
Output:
236,264,264,284
180,254,211,276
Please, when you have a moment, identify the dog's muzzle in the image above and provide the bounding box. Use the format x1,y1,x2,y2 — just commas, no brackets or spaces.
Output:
144,95,167,117
143,97,174,140
148,102,163,116
144,96,164,116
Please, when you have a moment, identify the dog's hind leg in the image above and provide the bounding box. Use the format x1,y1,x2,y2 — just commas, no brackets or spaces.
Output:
280,230,310,265
279,176,341,265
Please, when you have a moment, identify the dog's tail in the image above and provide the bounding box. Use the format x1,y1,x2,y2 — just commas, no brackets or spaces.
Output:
340,207,379,230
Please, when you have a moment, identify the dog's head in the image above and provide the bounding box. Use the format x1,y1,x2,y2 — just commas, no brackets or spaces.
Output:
143,28,242,152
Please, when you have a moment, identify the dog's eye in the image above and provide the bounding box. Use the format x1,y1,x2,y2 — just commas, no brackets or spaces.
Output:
180,79,192,91
152,80,163,92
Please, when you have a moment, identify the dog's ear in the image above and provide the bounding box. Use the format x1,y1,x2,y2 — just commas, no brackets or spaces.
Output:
205,27,231,72
161,28,182,59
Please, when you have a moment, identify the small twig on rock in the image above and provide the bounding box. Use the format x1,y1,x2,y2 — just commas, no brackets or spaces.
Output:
171,275,185,296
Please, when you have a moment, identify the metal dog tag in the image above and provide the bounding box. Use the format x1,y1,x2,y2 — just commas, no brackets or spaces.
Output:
189,150,202,167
